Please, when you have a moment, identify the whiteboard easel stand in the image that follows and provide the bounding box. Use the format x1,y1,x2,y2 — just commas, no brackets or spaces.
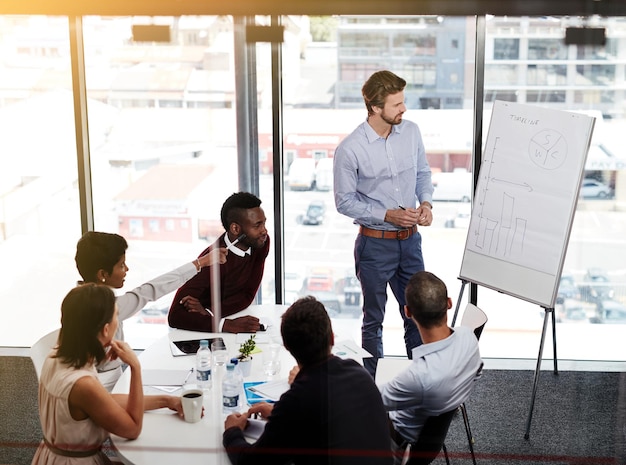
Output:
457,101,594,441
453,278,559,440
524,306,558,440
451,279,469,326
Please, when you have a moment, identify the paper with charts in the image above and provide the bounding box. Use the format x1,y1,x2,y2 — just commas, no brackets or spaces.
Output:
332,339,373,359
466,100,595,276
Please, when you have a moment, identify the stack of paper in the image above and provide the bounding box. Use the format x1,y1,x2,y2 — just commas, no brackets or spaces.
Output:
244,379,290,403
142,369,192,386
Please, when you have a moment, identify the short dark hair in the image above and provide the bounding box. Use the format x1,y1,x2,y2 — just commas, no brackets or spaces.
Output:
220,192,262,230
56,283,116,369
75,231,127,283
405,271,448,329
362,70,406,116
281,296,332,366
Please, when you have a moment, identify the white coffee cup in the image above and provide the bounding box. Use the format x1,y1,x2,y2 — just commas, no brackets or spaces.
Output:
181,385,203,423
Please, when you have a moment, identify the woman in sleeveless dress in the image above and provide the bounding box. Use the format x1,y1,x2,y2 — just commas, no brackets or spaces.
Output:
32,284,186,464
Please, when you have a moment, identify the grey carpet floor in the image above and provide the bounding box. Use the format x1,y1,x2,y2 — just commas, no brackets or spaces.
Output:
1,356,41,465
438,370,624,464
1,356,624,465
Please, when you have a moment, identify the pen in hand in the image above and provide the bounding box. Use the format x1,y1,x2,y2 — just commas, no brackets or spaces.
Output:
183,368,194,385
398,205,406,210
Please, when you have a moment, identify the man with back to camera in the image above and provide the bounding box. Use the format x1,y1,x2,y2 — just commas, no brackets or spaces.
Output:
222,296,393,465
168,191,270,333
379,271,483,463
333,70,435,377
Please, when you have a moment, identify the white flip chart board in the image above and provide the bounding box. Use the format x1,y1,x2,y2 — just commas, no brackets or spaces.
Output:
459,101,595,308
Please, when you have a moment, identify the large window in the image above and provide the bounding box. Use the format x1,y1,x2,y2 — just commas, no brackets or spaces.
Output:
84,16,240,347
0,16,80,346
493,38,520,60
2,13,626,366
484,16,626,362
528,38,568,60
280,16,475,357
1,15,241,349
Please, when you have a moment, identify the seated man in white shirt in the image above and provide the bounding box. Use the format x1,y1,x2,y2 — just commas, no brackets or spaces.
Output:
378,271,483,463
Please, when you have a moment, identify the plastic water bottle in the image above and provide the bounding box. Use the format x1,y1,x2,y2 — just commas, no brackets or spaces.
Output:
230,357,245,404
230,357,244,384
222,362,240,414
196,339,212,391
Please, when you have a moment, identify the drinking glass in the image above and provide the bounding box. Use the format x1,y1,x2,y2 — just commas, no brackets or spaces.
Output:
263,343,281,377
211,340,228,366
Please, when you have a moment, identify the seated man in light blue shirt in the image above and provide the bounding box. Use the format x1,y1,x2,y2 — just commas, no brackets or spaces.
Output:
378,271,483,462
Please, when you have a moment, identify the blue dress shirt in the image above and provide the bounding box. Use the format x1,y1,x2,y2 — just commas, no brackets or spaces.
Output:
379,326,483,443
333,118,434,230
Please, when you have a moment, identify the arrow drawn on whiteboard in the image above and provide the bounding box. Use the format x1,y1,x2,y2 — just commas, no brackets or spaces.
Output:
490,178,533,192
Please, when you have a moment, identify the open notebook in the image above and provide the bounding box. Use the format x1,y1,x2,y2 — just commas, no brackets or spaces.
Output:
243,418,267,441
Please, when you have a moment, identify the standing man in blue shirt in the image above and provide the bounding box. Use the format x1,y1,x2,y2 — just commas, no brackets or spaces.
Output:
333,70,434,377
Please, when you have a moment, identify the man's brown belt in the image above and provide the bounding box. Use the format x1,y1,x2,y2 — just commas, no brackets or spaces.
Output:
359,225,418,240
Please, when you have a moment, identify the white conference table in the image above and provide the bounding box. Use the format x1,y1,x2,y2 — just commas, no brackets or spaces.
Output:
110,304,294,465
110,304,369,465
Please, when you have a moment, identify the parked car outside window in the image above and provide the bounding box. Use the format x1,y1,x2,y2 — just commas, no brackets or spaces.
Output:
335,274,362,308
580,178,613,199
299,200,326,225
314,158,333,191
590,300,626,324
305,267,335,293
287,158,316,191
556,299,589,323
556,273,580,304
578,268,615,303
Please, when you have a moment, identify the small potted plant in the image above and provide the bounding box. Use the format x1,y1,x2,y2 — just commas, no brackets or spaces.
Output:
237,334,256,377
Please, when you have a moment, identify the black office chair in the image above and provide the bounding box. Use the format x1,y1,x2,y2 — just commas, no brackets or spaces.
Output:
404,409,456,465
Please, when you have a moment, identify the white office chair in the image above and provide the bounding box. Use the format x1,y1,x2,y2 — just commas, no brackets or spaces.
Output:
30,328,60,379
460,303,488,340
455,302,488,465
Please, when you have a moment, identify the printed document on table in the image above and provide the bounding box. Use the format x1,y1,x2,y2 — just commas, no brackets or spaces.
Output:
142,369,191,386
332,339,373,359
246,379,290,401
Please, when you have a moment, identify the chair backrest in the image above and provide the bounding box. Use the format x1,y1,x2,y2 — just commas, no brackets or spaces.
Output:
30,328,60,379
459,303,488,340
405,409,456,465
